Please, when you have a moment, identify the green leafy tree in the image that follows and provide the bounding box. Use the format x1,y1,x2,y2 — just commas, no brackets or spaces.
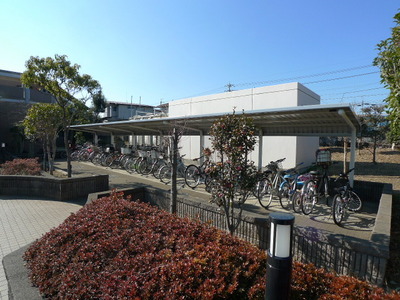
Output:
373,11,400,143
22,103,64,175
359,104,389,163
208,110,258,234
91,90,107,121
21,55,101,177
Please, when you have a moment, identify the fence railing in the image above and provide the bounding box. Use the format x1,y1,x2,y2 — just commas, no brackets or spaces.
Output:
142,186,389,286
88,184,390,286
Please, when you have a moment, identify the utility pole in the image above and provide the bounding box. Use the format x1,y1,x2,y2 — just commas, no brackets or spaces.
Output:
225,82,235,92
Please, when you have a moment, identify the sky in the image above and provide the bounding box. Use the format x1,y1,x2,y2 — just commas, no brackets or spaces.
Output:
1,1,399,109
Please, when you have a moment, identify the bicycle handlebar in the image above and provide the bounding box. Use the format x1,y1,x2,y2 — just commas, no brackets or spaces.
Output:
193,155,206,162
284,162,304,174
268,158,286,165
334,168,355,182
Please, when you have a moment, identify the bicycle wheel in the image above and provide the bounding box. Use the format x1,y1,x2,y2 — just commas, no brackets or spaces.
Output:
279,182,291,209
152,160,167,179
205,178,218,194
347,191,362,212
185,165,201,189
104,155,115,167
322,175,330,206
332,194,345,226
138,159,151,175
257,178,273,209
159,165,172,184
124,157,134,173
292,190,302,213
302,180,317,215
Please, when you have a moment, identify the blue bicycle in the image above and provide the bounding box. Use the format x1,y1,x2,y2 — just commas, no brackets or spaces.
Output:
278,162,305,210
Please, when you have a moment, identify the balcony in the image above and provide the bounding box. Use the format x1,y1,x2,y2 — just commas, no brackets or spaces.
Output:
0,85,54,103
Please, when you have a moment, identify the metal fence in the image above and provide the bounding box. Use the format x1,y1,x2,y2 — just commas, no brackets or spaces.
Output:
142,186,388,286
90,185,389,286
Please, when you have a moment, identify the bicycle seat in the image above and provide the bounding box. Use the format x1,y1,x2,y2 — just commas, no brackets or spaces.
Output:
309,170,320,176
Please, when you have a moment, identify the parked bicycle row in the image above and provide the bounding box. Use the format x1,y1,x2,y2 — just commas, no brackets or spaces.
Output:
252,157,362,226
71,145,362,226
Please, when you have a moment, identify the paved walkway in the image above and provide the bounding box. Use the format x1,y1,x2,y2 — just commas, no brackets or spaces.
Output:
0,197,83,300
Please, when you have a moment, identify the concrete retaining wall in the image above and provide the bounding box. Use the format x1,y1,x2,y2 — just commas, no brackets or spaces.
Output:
0,175,109,201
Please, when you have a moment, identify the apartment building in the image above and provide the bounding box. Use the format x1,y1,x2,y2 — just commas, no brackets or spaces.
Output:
0,69,55,156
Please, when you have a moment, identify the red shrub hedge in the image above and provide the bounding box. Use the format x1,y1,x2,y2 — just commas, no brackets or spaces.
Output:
24,192,400,299
0,157,41,175
24,192,267,299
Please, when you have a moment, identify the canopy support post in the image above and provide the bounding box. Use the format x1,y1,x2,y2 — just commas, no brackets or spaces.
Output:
258,130,263,171
338,109,356,186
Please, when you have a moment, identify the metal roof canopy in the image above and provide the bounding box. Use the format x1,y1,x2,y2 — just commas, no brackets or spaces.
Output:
70,103,360,184
71,103,359,137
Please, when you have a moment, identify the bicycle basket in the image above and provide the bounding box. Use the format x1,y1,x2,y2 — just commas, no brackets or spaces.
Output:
316,149,331,165
266,162,282,172
138,150,148,157
150,150,158,159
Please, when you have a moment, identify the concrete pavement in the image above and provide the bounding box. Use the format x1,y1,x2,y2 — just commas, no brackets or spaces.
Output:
0,196,84,300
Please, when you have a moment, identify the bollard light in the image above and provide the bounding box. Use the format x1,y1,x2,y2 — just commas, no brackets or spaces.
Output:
265,212,295,300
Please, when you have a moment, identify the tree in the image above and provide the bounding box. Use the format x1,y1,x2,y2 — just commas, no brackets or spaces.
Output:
22,103,64,175
21,55,101,177
373,11,400,143
91,90,107,121
208,110,258,234
359,104,389,163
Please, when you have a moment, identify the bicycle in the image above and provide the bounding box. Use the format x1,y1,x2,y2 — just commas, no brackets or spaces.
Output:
159,154,187,184
278,162,305,210
332,168,362,226
184,156,212,189
300,163,331,215
138,148,166,176
254,158,285,209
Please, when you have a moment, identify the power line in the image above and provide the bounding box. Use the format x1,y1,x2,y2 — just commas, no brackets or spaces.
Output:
321,87,383,97
303,71,379,84
171,64,380,101
234,64,375,87
322,93,388,101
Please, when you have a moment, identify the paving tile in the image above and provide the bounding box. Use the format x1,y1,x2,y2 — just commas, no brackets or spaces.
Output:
0,197,82,300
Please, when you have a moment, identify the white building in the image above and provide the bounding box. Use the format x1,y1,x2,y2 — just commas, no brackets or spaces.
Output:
168,82,320,168
102,101,157,121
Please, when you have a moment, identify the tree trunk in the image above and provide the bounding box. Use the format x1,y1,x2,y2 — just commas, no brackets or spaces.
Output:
64,128,72,177
42,143,47,172
49,136,57,175
170,129,178,214
46,141,53,176
373,135,377,164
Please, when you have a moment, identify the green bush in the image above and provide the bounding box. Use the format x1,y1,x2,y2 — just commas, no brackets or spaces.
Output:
0,158,41,175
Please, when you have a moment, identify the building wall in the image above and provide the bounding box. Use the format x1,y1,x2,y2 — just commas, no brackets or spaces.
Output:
104,103,156,121
0,70,55,156
169,82,320,168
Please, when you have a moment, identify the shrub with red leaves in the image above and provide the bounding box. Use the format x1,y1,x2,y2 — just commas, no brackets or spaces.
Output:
24,192,267,299
0,157,41,175
291,262,400,300
24,192,400,299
